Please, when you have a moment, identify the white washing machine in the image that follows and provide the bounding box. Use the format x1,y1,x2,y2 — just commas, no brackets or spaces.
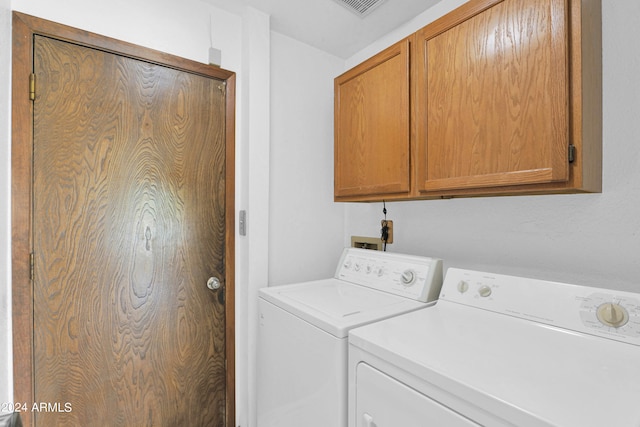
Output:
256,248,443,427
349,268,640,427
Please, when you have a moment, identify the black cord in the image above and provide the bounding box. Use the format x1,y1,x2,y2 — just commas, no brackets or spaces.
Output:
381,201,389,251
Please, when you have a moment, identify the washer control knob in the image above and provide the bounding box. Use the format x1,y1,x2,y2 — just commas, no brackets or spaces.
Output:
354,263,361,272
401,270,416,286
597,303,629,328
457,280,469,294
376,267,385,277
478,285,492,298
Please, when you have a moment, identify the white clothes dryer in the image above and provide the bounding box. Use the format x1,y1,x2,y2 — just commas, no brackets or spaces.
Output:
349,268,640,427
256,248,443,427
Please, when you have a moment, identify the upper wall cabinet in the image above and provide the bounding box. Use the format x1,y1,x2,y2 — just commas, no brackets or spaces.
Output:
334,39,411,200
334,0,601,202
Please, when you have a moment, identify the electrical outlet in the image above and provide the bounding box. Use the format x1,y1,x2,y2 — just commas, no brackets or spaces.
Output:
381,220,393,244
351,236,383,250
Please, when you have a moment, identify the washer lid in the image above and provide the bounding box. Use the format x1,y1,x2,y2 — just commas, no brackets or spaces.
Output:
350,301,640,427
259,278,427,338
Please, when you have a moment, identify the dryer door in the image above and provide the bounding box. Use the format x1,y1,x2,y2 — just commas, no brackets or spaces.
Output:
355,363,478,427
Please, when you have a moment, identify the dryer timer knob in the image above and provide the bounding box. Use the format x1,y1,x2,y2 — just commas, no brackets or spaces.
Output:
596,303,629,328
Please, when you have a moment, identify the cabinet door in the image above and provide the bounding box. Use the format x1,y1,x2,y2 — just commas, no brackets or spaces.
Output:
335,39,411,200
416,0,569,193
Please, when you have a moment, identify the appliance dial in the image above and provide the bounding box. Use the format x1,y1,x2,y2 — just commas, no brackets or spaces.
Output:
478,285,492,298
596,302,629,328
401,270,416,286
457,280,469,294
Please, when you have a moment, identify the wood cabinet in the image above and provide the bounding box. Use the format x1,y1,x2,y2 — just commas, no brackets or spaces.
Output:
334,39,411,199
334,0,601,202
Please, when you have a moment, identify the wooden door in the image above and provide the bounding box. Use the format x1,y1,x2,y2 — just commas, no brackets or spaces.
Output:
334,39,411,201
415,0,569,193
12,13,235,427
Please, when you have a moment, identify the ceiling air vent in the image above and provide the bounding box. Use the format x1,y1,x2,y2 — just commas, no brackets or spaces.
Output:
332,0,387,17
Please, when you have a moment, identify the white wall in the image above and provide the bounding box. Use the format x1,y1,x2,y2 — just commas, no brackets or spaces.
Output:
11,0,242,65
269,32,345,286
241,9,270,427
344,0,640,292
0,0,12,411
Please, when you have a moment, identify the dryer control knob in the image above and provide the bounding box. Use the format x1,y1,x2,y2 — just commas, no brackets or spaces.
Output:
597,303,629,328
478,285,492,298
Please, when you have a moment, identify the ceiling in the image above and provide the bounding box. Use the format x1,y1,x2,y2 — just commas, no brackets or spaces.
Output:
202,0,442,59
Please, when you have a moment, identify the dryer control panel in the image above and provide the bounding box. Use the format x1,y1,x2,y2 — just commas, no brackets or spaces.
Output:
335,248,443,303
440,268,640,346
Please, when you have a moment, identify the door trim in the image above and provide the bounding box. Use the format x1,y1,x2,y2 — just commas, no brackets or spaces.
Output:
11,12,236,427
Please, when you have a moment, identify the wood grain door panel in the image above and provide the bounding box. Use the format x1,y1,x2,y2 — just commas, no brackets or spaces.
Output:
32,35,227,426
334,39,411,199
416,0,569,192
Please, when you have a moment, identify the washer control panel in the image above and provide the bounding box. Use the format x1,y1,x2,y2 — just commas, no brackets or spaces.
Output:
335,248,443,303
441,268,640,345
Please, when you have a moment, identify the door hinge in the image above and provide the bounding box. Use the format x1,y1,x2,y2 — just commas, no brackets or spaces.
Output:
29,73,36,101
568,144,576,163
30,252,34,281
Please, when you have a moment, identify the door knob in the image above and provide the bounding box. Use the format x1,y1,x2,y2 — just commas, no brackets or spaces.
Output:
207,277,222,291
